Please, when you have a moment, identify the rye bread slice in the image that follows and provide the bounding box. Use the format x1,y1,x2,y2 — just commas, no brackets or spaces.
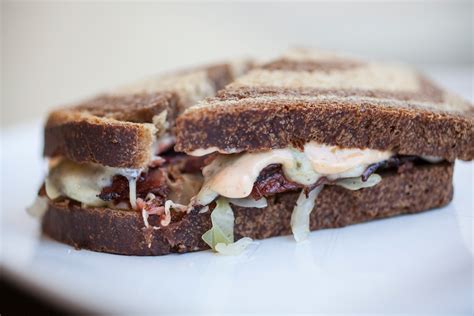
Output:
42,162,453,256
44,94,173,169
44,60,252,169
175,49,473,161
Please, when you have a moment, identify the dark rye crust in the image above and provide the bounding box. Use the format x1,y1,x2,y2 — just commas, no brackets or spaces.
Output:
175,55,473,161
43,93,180,169
175,94,474,161
42,162,453,256
44,107,160,168
43,63,245,168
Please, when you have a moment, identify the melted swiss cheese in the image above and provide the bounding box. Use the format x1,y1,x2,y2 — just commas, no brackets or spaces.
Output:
45,159,141,207
196,142,393,203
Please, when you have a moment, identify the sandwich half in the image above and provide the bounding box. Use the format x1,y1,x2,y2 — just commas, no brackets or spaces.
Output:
174,49,473,254
30,60,253,255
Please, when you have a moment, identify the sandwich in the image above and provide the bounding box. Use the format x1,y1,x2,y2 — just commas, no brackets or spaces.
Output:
28,60,252,255
31,49,473,256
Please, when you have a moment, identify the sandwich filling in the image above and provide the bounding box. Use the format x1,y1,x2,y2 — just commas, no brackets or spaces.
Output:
45,159,142,208
41,154,205,227
189,142,442,249
194,143,393,205
36,138,442,253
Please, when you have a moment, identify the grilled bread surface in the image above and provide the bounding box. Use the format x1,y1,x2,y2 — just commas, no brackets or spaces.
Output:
44,61,252,168
176,49,473,160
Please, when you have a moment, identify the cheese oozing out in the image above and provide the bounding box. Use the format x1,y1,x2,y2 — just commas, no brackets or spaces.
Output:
195,142,394,205
45,159,141,207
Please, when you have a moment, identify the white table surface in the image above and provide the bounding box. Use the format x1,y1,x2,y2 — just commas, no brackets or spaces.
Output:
1,68,473,315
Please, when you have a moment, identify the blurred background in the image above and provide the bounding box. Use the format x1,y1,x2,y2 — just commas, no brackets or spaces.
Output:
1,0,473,127
1,2,473,314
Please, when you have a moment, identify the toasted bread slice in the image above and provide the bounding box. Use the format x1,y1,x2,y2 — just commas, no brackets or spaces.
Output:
44,60,252,168
42,162,453,256
175,49,473,161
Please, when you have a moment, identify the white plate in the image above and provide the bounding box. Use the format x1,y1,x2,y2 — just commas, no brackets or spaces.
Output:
1,71,473,314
